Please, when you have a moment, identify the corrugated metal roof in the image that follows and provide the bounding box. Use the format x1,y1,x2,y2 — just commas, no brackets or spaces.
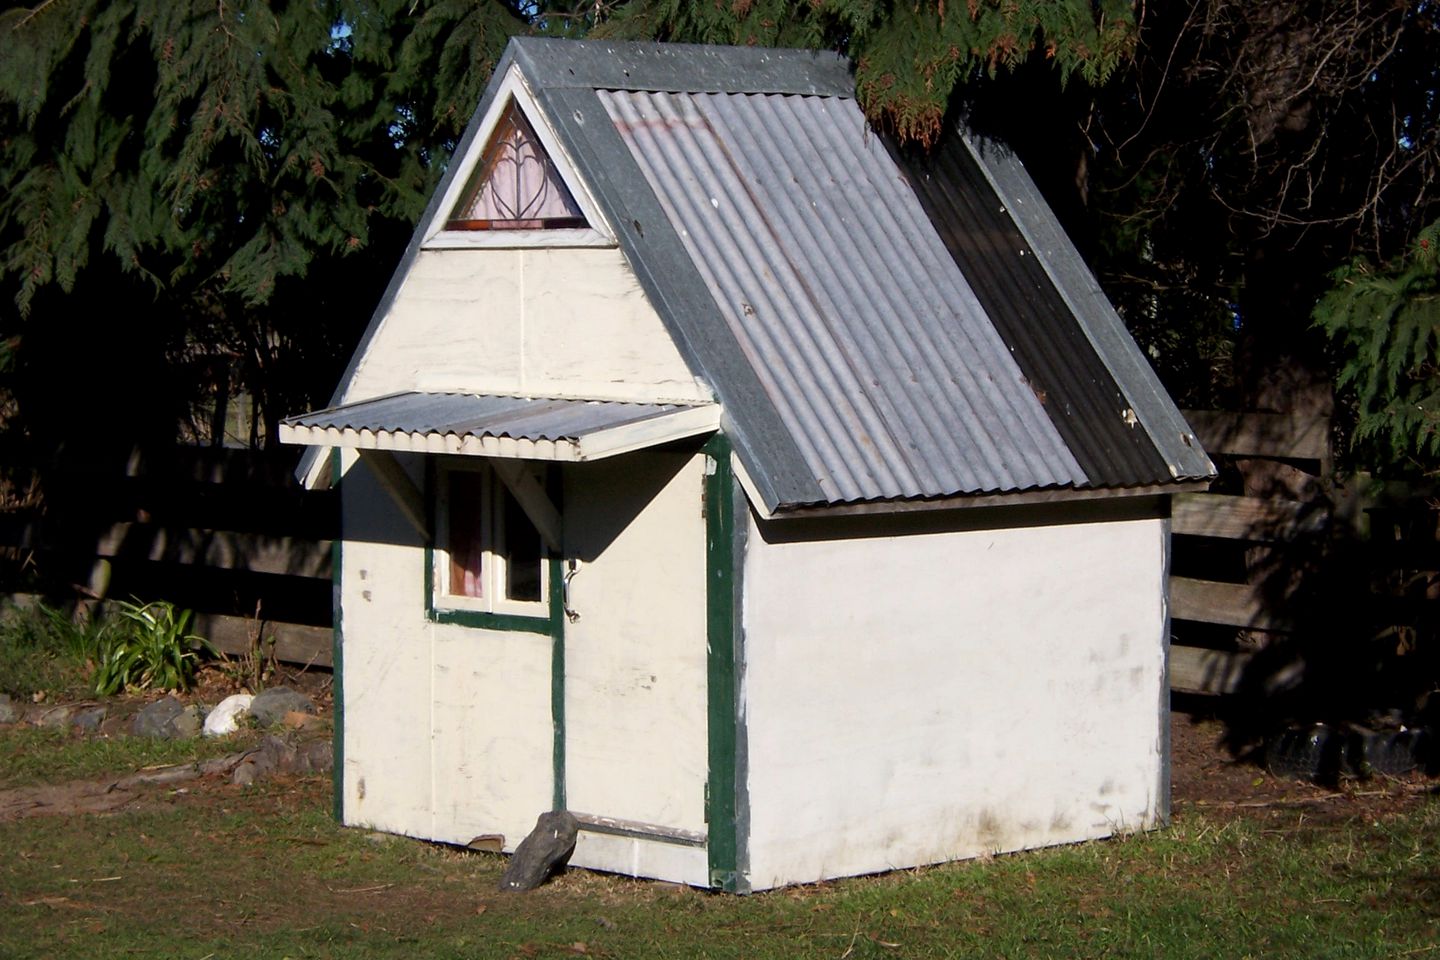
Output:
293,37,1214,508
599,89,1087,503
890,130,1175,489
959,132,1215,482
281,393,719,461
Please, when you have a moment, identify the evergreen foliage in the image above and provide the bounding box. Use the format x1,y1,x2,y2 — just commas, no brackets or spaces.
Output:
1315,221,1440,475
1,0,1437,476
0,0,528,450
595,0,1135,145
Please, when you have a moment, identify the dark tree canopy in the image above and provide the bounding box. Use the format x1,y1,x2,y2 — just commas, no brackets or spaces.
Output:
1,0,1437,473
0,0,529,454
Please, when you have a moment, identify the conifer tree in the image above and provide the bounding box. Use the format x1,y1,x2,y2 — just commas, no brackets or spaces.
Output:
0,0,528,451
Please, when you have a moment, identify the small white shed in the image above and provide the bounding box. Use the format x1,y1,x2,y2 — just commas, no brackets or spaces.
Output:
281,37,1216,893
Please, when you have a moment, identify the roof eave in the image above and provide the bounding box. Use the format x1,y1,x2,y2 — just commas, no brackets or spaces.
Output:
766,479,1215,521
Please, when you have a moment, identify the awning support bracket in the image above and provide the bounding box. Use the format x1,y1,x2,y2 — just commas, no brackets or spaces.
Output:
357,449,430,543
491,459,563,554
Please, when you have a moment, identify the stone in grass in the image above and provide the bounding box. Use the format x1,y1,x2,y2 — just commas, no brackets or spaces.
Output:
203,694,254,736
499,810,579,893
132,696,185,739
69,705,108,732
171,704,205,739
231,735,334,786
248,687,316,727
132,696,205,740
0,693,19,724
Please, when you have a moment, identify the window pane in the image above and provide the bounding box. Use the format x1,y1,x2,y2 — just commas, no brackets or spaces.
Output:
448,102,585,231
447,472,484,598
501,485,543,602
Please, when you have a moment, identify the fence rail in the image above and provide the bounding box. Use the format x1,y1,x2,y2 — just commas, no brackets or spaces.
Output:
1169,408,1437,697
1,445,336,669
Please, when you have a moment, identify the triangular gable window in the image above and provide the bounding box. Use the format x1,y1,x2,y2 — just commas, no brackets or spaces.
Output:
447,102,587,231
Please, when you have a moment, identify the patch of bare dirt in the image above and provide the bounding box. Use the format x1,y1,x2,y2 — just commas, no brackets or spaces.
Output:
1170,711,1436,825
0,754,251,821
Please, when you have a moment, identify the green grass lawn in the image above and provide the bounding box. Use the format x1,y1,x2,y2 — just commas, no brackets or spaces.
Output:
1,740,1437,960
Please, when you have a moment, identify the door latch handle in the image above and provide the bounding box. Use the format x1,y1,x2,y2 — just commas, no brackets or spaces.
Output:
562,559,581,623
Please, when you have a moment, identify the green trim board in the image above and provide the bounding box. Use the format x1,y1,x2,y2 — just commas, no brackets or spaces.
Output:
705,434,749,893
330,448,345,824
548,554,566,811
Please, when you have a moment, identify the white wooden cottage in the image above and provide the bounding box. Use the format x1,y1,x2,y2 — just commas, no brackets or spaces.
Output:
281,37,1216,893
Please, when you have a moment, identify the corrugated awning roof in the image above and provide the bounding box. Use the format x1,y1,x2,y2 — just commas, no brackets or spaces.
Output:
279,393,721,462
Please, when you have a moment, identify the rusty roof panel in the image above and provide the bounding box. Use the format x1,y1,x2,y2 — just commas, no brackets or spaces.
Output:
890,131,1175,489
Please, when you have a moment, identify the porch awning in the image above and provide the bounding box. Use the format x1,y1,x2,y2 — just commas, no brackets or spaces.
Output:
279,392,721,463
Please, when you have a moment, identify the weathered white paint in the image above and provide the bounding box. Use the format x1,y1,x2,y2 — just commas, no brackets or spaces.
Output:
740,508,1169,891
570,832,710,888
428,622,554,848
562,451,709,842
344,248,711,405
339,452,553,851
338,451,435,836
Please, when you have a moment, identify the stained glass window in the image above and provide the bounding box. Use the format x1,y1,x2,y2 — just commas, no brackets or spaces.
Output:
447,102,586,231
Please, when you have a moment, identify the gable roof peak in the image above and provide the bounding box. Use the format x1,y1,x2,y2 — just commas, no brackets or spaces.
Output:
507,36,856,98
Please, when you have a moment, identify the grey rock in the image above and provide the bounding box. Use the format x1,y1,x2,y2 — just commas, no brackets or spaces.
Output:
232,735,287,786
248,687,316,727
230,735,332,785
31,704,78,729
499,810,578,892
0,693,19,724
132,696,185,739
69,705,108,732
296,739,334,774
171,704,204,739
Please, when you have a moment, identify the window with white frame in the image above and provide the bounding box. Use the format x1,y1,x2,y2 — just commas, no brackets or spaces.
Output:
435,463,549,618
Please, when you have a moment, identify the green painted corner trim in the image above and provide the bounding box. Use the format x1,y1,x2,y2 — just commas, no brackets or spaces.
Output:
330,447,345,824
704,434,748,893
548,554,566,812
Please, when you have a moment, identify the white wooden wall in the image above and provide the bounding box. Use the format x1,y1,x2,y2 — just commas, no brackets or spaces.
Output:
740,507,1169,891
338,448,711,879
343,248,711,405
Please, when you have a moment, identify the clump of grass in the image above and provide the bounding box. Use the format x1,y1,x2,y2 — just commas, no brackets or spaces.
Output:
0,601,107,701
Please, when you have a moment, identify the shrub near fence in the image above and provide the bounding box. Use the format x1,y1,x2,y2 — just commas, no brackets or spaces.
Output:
0,445,336,668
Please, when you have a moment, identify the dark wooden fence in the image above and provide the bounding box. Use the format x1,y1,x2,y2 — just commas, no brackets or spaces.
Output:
1169,409,1439,698
1,445,336,667
5,425,1434,689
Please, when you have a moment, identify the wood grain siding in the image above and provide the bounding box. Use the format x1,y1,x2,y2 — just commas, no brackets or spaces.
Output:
1170,577,1294,631
1172,494,1328,542
1168,409,1332,693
